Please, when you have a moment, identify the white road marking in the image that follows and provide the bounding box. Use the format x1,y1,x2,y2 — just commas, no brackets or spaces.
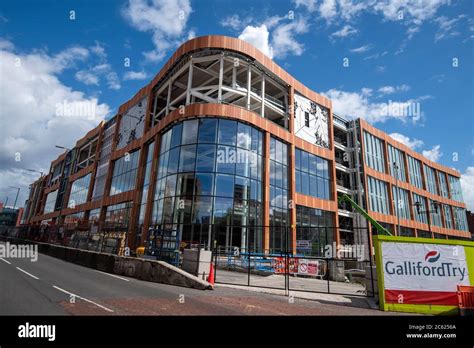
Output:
16,267,39,280
52,285,114,313
94,270,130,282
0,258,11,265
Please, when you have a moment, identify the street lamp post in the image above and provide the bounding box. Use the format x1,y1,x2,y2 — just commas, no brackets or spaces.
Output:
26,168,44,177
9,186,20,209
392,162,401,236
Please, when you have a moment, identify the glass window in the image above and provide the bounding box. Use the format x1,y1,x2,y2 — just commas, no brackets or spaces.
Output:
215,174,234,197
195,173,214,196
368,176,389,215
218,119,237,146
198,118,217,143
179,145,196,172
196,144,216,172
448,175,463,201
182,119,198,144
110,150,140,195
387,145,406,182
170,123,182,149
407,156,423,189
295,148,331,200
364,131,385,173
152,117,264,252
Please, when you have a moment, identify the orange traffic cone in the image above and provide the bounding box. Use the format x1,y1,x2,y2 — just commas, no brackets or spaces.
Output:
207,262,215,285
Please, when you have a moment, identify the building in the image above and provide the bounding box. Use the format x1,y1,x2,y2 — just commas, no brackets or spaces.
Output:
21,36,471,257
0,203,23,235
467,210,474,240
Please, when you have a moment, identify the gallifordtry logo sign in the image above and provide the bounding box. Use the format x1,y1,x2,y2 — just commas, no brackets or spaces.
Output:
384,249,467,281
381,242,470,292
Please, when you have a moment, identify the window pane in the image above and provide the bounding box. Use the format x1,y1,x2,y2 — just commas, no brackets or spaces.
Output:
195,173,214,196
196,144,216,172
179,145,196,172
215,174,234,197
197,118,217,143
182,119,198,144
170,123,183,149
218,119,237,146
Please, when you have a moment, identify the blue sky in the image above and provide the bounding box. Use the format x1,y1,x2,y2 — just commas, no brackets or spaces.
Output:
0,0,473,209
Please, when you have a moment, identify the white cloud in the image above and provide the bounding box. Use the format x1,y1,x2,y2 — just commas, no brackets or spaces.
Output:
364,50,388,60
75,70,99,86
331,25,358,38
122,0,192,62
319,0,338,21
389,133,424,149
238,16,309,60
271,18,308,58
0,42,110,207
373,0,447,26
74,43,121,90
350,44,371,53
235,11,312,61
378,84,411,95
123,70,148,80
238,25,274,59
220,14,253,31
460,167,474,211
293,0,318,12
323,87,424,124
0,38,14,50
433,15,464,42
422,145,442,162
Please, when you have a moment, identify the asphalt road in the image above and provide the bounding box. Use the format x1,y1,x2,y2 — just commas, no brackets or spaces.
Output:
0,242,392,316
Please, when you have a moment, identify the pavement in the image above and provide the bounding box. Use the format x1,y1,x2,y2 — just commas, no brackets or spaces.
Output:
0,241,399,316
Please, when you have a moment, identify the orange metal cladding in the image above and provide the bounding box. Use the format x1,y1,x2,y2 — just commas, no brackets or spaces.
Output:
359,119,469,239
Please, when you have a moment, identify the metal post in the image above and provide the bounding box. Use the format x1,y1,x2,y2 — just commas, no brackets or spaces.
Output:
217,55,224,103
246,64,251,110
393,162,400,236
186,59,193,105
261,74,265,118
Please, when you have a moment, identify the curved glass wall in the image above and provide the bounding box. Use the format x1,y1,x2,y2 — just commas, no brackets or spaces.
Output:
151,117,264,252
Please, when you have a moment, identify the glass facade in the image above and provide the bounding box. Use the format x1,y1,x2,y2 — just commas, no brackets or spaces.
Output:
367,176,390,215
269,137,289,252
448,175,463,201
391,186,411,220
137,141,155,241
453,207,468,231
152,118,264,251
387,144,406,182
364,131,385,173
295,205,334,256
104,202,133,229
68,173,91,208
110,150,141,195
88,208,101,224
407,155,423,189
43,190,58,214
295,148,331,200
424,165,438,195
442,204,453,229
412,192,428,224
438,171,449,198
428,199,442,227
64,211,84,226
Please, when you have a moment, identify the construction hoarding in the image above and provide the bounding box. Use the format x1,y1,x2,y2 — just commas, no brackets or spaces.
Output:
374,235,474,315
